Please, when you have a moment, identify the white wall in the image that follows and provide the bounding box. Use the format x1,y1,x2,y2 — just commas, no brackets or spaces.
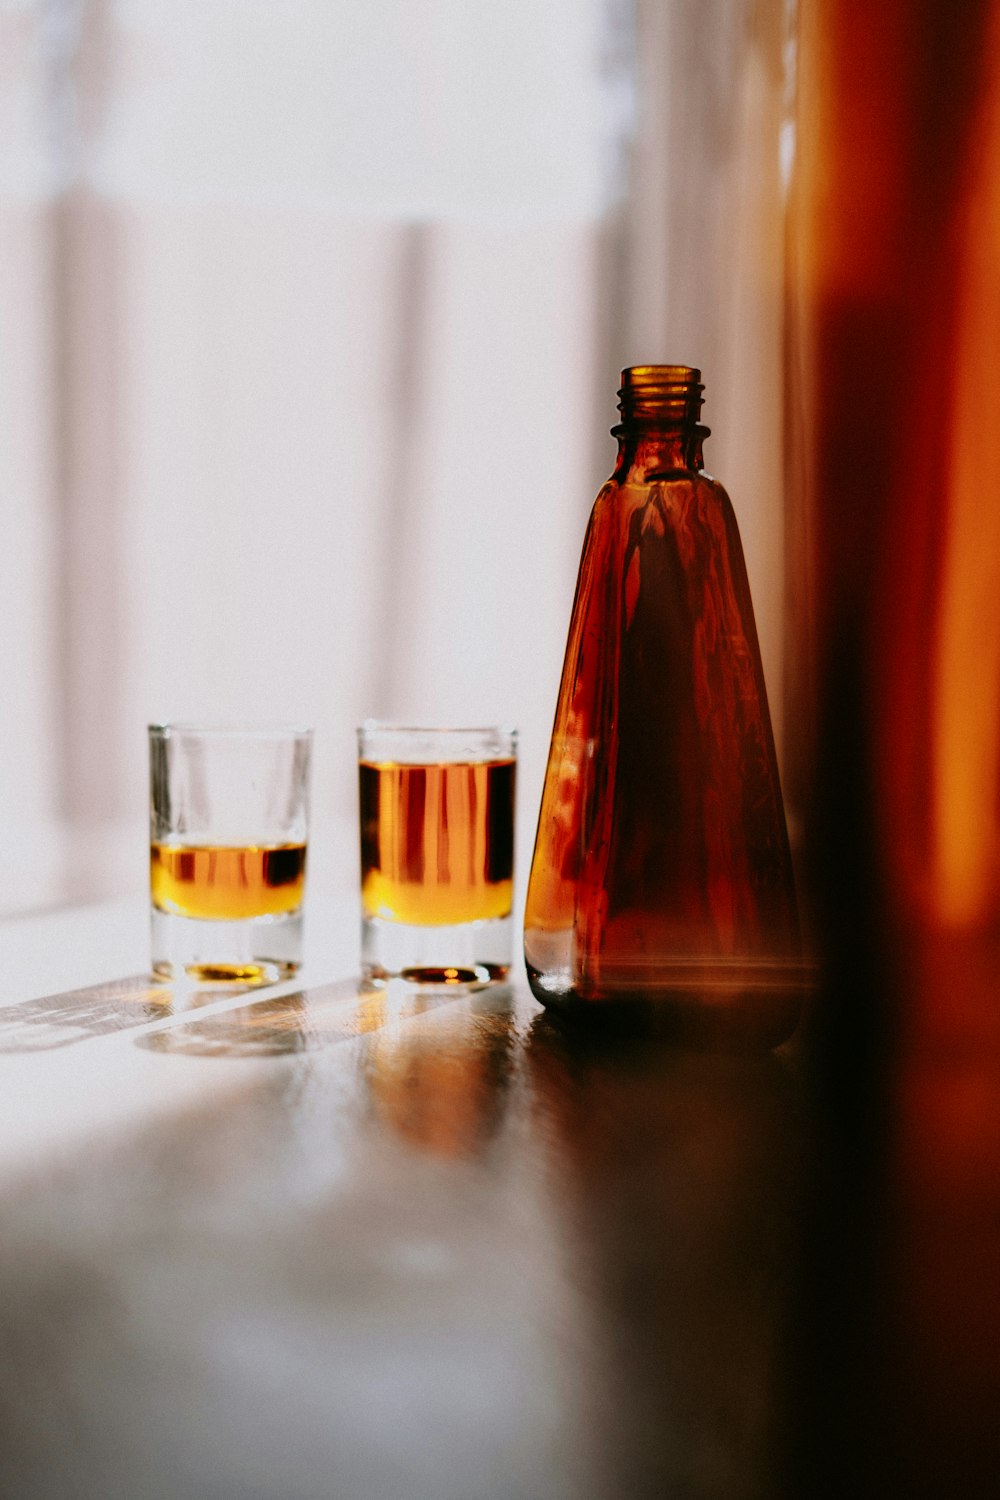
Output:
0,0,791,917
0,0,619,913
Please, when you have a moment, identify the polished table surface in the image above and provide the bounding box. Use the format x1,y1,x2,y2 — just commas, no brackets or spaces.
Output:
1,896,998,1499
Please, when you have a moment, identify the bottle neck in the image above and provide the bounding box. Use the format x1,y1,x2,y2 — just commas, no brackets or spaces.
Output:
610,365,708,480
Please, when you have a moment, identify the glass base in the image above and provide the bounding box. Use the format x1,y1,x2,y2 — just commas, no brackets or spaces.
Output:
361,913,511,987
151,907,302,986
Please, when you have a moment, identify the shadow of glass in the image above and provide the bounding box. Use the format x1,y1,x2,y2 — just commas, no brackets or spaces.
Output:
0,974,258,1052
135,977,498,1060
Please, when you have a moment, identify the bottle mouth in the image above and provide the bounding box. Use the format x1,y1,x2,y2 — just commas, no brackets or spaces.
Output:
614,365,705,428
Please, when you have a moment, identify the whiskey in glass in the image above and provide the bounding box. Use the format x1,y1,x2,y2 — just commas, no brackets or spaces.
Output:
358,724,516,985
149,725,312,984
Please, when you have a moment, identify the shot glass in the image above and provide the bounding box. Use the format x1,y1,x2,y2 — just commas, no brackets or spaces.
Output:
358,723,517,985
149,724,312,984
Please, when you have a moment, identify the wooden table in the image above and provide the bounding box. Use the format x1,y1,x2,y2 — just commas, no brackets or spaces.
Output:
1,898,998,1499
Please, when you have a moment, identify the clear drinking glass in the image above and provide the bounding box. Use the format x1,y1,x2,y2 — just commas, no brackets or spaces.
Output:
149,724,312,984
358,723,517,985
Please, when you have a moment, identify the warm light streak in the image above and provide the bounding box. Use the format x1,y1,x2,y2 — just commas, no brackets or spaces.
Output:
931,36,1000,927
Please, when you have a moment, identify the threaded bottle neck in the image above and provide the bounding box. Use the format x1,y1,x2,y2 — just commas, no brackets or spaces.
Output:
612,365,705,431
611,365,709,477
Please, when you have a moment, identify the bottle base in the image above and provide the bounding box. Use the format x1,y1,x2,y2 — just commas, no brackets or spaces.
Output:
526,956,818,1050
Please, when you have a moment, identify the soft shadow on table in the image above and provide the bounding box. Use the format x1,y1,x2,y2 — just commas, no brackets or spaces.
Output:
0,974,259,1052
135,976,507,1061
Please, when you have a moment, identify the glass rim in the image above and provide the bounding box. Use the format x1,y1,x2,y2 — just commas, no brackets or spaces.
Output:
148,722,313,741
357,720,517,738
357,721,517,764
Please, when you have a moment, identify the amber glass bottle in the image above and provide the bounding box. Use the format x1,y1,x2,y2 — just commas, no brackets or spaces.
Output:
524,366,802,1042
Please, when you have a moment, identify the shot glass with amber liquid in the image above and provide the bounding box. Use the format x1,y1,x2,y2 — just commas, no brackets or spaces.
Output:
149,724,312,984
358,723,517,986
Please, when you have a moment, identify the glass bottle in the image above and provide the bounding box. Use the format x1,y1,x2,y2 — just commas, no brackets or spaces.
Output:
524,366,803,1043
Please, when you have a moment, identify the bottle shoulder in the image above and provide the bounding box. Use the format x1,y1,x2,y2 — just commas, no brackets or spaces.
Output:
593,468,733,514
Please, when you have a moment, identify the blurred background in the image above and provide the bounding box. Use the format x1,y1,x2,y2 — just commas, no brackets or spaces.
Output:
0,0,792,915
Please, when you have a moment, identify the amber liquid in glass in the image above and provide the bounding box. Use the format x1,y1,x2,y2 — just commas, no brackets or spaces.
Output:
150,842,307,921
359,760,515,926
